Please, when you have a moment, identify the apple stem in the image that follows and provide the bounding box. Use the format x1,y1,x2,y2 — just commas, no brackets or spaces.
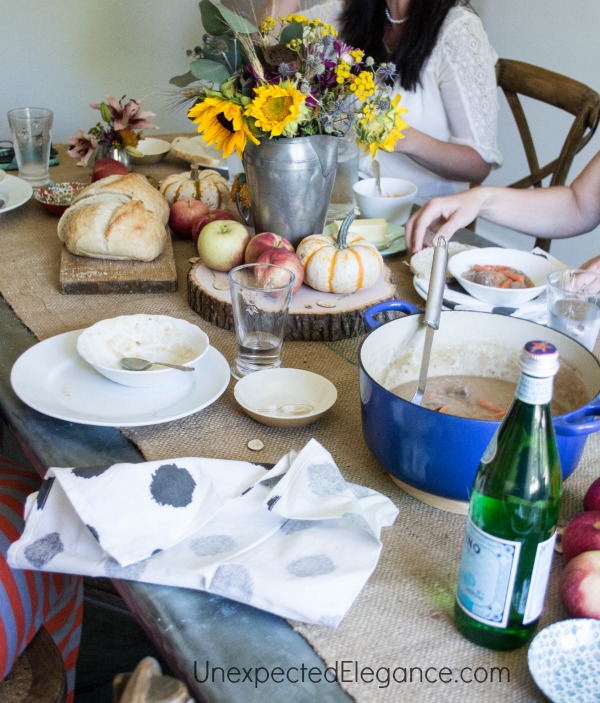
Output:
337,207,360,249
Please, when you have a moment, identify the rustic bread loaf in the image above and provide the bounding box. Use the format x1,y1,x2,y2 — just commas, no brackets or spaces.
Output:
57,175,169,261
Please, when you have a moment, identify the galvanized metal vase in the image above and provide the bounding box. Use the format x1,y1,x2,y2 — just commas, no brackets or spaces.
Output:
242,135,339,248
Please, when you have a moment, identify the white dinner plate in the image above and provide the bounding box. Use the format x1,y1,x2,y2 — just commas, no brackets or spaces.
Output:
0,173,33,214
11,330,230,426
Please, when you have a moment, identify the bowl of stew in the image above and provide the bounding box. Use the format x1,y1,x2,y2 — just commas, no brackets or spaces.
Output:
448,247,559,306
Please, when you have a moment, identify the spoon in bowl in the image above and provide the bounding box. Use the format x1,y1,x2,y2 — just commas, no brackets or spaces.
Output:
248,402,315,416
120,357,195,372
373,159,382,196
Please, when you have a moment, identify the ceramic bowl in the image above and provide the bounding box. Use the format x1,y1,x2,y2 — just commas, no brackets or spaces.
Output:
528,619,600,703
129,138,171,165
234,368,337,428
33,181,87,216
76,314,209,388
447,247,559,306
352,177,417,225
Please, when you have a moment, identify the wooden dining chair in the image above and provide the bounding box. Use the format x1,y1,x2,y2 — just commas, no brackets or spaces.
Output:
495,58,600,252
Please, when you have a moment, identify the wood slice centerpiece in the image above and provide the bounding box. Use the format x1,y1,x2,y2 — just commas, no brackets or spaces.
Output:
187,261,397,341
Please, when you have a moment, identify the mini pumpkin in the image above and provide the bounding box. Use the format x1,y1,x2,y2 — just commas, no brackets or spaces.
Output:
159,165,234,211
296,209,384,294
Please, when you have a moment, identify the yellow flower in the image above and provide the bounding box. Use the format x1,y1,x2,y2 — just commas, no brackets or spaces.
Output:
355,94,408,158
187,97,259,159
350,71,376,101
244,81,309,137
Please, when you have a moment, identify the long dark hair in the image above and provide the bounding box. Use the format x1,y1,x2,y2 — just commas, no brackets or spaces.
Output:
338,0,473,91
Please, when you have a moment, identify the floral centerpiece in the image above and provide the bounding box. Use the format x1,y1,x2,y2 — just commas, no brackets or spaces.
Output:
67,96,159,166
170,0,408,160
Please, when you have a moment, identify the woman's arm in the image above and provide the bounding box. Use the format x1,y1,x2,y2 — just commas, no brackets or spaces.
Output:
405,151,600,252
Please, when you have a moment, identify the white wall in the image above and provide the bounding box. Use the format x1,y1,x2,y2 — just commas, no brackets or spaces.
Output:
2,0,599,265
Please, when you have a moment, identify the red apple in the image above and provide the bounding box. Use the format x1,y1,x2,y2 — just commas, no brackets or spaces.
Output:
191,209,237,243
562,511,600,561
559,550,600,619
196,220,251,272
584,477,600,511
169,199,209,240
256,248,305,294
244,232,295,264
91,157,129,182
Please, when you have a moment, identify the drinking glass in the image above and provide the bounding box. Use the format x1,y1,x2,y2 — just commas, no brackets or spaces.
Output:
546,269,600,351
7,107,53,186
228,263,295,379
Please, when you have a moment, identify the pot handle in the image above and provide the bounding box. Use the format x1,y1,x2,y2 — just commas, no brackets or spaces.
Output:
553,398,600,436
364,300,422,331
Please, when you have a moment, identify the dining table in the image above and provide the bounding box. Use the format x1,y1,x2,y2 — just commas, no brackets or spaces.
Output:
0,136,597,703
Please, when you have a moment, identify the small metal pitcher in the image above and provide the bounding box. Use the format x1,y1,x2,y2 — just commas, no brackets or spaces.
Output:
240,135,339,248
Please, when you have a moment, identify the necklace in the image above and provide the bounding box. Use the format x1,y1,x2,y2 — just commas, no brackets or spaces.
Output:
385,7,408,24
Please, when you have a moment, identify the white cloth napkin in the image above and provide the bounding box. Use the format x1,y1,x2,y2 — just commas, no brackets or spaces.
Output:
8,439,398,626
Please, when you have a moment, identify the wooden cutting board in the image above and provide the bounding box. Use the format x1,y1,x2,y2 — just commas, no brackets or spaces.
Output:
59,236,178,294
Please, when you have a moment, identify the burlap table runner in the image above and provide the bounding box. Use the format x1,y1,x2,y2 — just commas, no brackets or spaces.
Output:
2,141,597,702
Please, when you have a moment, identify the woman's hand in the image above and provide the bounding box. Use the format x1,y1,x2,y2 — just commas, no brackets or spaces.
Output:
405,188,488,252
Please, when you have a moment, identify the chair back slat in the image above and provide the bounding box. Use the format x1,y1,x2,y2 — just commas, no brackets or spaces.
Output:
496,58,600,252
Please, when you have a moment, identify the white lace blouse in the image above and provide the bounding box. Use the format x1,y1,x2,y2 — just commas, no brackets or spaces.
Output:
300,2,503,202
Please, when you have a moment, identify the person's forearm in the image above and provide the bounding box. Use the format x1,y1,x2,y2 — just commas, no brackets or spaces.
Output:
258,0,300,21
395,128,491,184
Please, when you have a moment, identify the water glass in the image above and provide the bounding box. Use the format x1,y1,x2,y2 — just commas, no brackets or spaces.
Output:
327,136,359,221
228,263,295,379
7,107,53,186
546,269,600,351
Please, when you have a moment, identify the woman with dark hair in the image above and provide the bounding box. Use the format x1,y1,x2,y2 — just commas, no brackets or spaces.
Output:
259,0,502,202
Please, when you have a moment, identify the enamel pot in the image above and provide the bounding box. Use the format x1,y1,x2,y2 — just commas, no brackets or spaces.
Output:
360,301,600,513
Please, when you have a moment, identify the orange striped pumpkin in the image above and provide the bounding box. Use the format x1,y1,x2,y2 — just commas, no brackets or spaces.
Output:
159,168,233,211
296,209,383,294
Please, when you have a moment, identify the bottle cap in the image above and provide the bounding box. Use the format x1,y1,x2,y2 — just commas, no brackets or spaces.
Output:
519,340,559,378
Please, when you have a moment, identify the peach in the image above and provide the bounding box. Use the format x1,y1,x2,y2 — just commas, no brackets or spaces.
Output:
562,511,600,562
559,550,600,619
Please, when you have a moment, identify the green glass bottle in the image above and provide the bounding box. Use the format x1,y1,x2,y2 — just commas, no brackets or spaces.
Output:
455,340,562,650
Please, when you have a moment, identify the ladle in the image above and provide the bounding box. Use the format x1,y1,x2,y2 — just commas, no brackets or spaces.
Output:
411,237,448,406
120,357,195,372
373,159,382,196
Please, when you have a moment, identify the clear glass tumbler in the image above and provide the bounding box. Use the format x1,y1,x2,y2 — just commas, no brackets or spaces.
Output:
7,107,53,186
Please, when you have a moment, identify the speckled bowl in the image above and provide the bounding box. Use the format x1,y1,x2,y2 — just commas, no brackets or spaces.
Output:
528,619,600,703
33,181,87,216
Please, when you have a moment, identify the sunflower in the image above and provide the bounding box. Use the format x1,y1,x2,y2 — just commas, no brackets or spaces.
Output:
187,97,258,159
244,81,309,138
355,94,409,158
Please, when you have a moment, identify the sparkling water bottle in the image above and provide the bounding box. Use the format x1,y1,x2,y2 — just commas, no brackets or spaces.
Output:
455,340,562,650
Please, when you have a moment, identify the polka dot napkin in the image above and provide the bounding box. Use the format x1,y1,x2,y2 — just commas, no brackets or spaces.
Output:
8,439,398,626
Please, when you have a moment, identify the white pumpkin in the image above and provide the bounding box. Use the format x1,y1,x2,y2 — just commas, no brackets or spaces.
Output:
159,167,233,211
296,210,384,294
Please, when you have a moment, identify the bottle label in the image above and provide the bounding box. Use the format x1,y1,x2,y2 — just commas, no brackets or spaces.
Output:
456,519,521,628
523,532,557,624
515,375,553,405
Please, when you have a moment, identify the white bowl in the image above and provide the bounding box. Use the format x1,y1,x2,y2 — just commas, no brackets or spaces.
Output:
528,619,600,703
352,178,417,225
130,138,171,165
447,247,558,306
234,368,337,428
77,314,209,387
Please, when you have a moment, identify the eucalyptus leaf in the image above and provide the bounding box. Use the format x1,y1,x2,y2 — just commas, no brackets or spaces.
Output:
170,70,198,88
199,0,257,37
280,22,303,44
190,58,231,85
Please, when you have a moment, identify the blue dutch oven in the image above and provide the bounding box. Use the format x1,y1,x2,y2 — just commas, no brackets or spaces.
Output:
360,300,600,511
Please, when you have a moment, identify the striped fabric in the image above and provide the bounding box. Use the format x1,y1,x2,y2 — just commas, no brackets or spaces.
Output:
0,455,83,703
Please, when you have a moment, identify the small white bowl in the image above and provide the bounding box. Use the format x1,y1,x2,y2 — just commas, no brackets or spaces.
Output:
447,247,558,306
353,178,417,225
130,138,171,165
234,368,337,428
77,314,209,387
528,619,600,703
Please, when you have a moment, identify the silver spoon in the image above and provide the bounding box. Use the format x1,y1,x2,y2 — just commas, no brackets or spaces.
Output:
120,357,195,372
373,159,382,196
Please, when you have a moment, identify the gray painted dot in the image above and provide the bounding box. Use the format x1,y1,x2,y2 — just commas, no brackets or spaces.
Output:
24,532,64,568
36,477,54,510
104,557,147,580
211,564,254,602
281,519,327,535
260,475,281,490
350,483,376,499
87,524,100,542
287,554,335,577
307,462,346,497
189,534,237,556
149,463,196,508
72,466,111,478
342,512,373,535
